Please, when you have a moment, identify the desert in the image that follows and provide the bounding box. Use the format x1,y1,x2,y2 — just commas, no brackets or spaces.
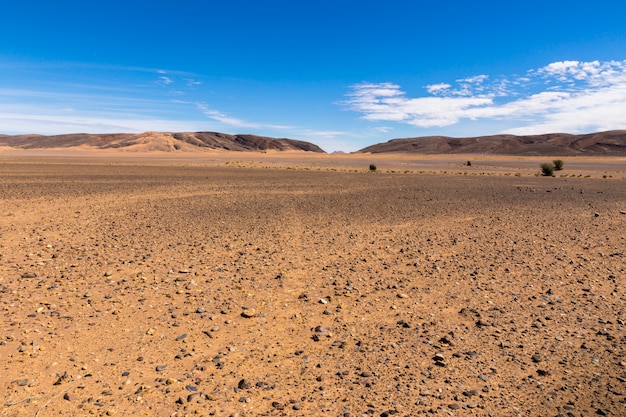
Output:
1,149,625,417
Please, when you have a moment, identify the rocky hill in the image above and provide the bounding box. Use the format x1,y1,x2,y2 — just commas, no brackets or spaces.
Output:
357,130,626,155
0,131,326,153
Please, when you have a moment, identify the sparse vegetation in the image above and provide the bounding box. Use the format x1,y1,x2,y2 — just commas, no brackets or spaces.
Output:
369,164,377,172
540,162,555,177
553,159,564,171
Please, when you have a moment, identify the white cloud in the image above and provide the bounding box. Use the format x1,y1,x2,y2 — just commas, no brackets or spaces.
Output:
158,76,173,85
0,111,202,134
426,83,451,95
186,79,203,87
196,103,254,128
195,103,298,132
457,74,488,84
346,83,492,128
345,59,626,134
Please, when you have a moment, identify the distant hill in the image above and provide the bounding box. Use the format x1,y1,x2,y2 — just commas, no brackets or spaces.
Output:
0,131,326,153
357,131,626,156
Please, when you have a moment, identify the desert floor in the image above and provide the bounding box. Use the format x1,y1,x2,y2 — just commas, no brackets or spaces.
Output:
1,152,625,417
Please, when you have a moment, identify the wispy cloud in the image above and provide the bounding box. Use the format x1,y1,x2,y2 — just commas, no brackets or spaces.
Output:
195,102,297,132
345,60,626,134
157,76,173,85
196,103,254,128
0,111,204,134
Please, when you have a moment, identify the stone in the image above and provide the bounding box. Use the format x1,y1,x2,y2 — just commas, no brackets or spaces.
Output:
272,401,285,410
241,308,257,318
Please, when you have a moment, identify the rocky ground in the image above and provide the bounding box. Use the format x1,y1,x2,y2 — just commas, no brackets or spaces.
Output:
1,157,625,417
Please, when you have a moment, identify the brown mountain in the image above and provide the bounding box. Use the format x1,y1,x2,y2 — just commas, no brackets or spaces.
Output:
357,130,626,156
0,131,326,153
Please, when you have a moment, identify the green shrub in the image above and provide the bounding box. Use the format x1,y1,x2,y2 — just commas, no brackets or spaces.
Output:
553,159,564,171
369,164,377,172
540,163,555,177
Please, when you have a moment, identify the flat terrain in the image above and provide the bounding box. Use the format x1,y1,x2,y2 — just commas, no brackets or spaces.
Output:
1,153,625,417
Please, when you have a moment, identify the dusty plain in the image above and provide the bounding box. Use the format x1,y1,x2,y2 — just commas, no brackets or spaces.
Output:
1,151,625,417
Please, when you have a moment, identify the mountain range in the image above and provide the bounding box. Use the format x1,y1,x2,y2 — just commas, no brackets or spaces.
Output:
357,130,626,155
1,130,626,155
0,131,325,153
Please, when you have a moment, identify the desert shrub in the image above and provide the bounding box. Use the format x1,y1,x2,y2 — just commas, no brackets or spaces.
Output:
369,164,377,172
553,159,564,171
540,163,555,177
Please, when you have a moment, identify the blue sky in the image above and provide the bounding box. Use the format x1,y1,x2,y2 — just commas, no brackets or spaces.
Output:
1,1,626,152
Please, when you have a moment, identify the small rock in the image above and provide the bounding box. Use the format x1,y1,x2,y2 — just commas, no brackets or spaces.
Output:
439,335,453,345
103,270,113,277
397,293,409,299
272,401,284,410
21,272,38,278
241,309,257,318
596,409,609,416
63,392,73,401
156,365,167,372
175,333,187,341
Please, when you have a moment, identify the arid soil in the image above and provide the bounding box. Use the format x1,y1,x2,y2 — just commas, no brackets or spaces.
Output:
1,154,625,417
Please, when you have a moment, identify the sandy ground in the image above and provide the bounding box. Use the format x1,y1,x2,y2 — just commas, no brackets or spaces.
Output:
2,148,625,178
1,151,625,417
